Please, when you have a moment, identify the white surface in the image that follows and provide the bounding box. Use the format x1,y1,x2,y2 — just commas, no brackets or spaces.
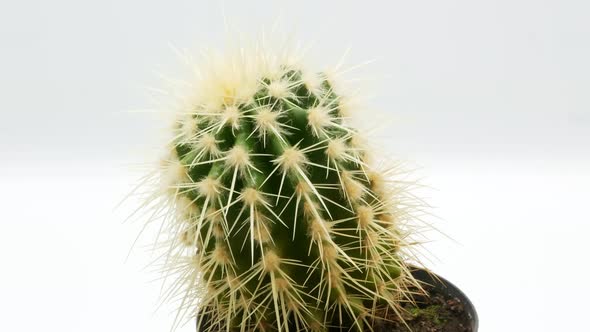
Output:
1,161,588,332
1,0,589,331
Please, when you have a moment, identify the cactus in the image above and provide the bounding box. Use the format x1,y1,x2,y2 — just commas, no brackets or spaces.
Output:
149,45,422,332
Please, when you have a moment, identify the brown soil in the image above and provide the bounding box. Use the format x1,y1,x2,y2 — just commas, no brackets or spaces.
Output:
369,286,473,332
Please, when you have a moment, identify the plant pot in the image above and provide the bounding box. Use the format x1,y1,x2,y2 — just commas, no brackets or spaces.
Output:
407,268,479,332
196,268,478,332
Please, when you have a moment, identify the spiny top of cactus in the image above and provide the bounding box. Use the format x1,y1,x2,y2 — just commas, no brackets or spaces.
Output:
141,43,424,332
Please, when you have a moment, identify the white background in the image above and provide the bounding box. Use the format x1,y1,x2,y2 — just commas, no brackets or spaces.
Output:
1,1,589,331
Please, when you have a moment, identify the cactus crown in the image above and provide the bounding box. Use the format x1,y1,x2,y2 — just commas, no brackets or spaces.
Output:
149,45,422,332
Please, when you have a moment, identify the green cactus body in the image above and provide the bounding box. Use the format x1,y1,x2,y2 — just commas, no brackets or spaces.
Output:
157,51,419,332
